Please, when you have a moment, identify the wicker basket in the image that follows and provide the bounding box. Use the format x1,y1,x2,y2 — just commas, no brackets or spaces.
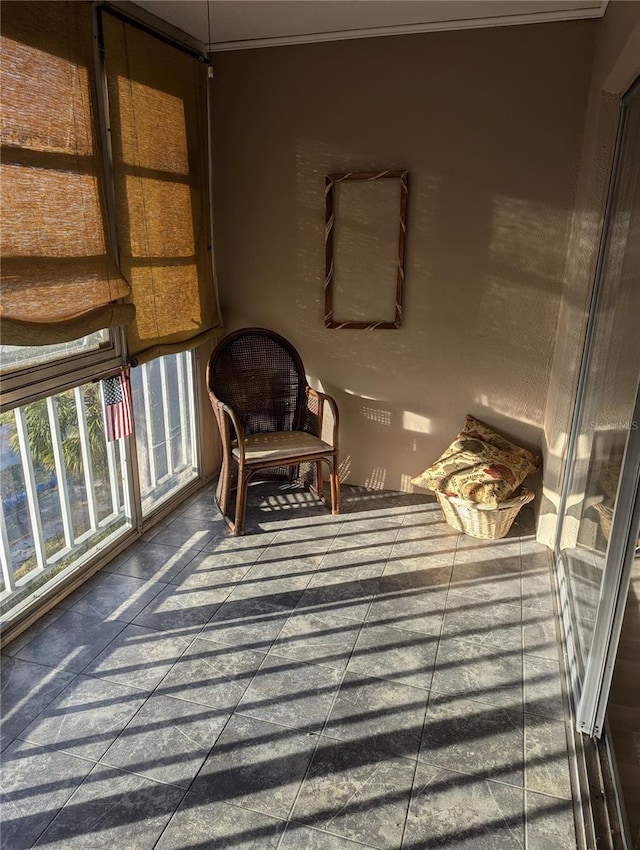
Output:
593,500,613,541
435,487,535,540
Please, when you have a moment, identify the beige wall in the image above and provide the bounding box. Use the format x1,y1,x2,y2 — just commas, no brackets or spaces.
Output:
540,0,640,546
196,337,222,479
211,21,595,493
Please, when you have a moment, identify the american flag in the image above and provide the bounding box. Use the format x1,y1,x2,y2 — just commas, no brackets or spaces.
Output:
102,370,133,442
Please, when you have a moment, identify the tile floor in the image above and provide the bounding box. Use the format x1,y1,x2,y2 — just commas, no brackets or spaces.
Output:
0,483,577,849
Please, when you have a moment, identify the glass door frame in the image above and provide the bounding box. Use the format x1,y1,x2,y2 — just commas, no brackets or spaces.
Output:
553,76,640,738
576,388,640,736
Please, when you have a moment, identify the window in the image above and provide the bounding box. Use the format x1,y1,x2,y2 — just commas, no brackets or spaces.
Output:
132,351,199,516
0,380,131,619
0,4,215,630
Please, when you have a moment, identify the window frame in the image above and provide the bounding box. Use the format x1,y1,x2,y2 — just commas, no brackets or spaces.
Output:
0,330,126,411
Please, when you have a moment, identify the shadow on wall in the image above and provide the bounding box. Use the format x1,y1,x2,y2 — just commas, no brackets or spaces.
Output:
287,135,556,492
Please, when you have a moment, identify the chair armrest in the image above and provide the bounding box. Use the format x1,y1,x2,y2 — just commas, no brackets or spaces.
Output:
217,402,247,463
306,387,339,449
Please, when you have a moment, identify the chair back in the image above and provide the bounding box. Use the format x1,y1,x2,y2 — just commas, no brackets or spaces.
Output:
207,328,308,436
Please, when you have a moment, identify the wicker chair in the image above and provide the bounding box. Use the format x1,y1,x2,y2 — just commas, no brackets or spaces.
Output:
207,327,340,534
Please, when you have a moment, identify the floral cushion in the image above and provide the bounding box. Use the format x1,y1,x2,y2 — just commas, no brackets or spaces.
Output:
454,415,540,469
412,416,540,508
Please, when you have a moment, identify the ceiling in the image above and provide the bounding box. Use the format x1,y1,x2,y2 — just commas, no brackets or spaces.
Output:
131,0,607,52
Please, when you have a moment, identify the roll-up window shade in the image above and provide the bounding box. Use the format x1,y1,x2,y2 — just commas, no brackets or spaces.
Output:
0,2,134,346
102,13,220,364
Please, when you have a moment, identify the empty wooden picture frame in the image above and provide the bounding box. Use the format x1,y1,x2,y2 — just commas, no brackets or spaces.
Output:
324,170,408,329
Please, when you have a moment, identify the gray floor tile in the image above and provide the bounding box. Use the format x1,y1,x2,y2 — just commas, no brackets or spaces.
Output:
430,636,523,708
295,573,379,624
19,674,146,761
236,654,342,732
144,516,223,551
448,558,522,605
279,824,375,849
521,543,554,611
156,637,264,709
105,541,199,583
175,494,223,522
441,593,523,652
405,763,525,849
328,536,395,565
389,536,458,570
347,623,437,690
0,739,95,850
455,535,521,560
1,610,64,657
33,763,183,849
522,569,555,612
381,560,453,591
200,597,289,651
291,739,415,849
132,581,226,633
317,542,386,572
1,657,76,740
66,572,164,623
419,692,524,786
525,713,572,799
12,611,126,674
101,693,227,788
522,610,561,660
521,541,551,567
269,609,361,671
281,518,342,543
155,795,287,849
526,790,577,850
366,586,447,636
324,671,428,760
227,564,310,610
171,549,253,588
191,714,316,820
81,624,191,692
202,530,276,556
524,655,566,719
257,538,329,566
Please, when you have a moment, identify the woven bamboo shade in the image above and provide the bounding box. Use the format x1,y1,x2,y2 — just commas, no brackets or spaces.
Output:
0,2,134,346
103,13,220,364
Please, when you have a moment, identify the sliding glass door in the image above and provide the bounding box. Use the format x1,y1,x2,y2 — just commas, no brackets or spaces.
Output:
555,77,640,735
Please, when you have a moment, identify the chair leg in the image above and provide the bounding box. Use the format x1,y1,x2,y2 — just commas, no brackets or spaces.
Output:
315,461,325,501
234,464,249,535
329,458,340,514
216,450,231,520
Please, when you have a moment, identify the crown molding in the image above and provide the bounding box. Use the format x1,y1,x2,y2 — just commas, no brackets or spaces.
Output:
208,2,608,53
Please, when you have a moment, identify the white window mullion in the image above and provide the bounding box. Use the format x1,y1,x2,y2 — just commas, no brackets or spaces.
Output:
118,436,134,525
73,386,99,531
46,395,74,549
159,356,173,476
186,352,197,471
177,351,189,470
13,408,47,570
0,505,15,594
141,365,157,489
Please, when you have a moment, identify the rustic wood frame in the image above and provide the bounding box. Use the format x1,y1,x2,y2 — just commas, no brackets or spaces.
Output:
324,170,408,330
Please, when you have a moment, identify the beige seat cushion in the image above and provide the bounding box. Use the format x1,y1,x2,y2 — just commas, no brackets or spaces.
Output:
232,431,333,463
